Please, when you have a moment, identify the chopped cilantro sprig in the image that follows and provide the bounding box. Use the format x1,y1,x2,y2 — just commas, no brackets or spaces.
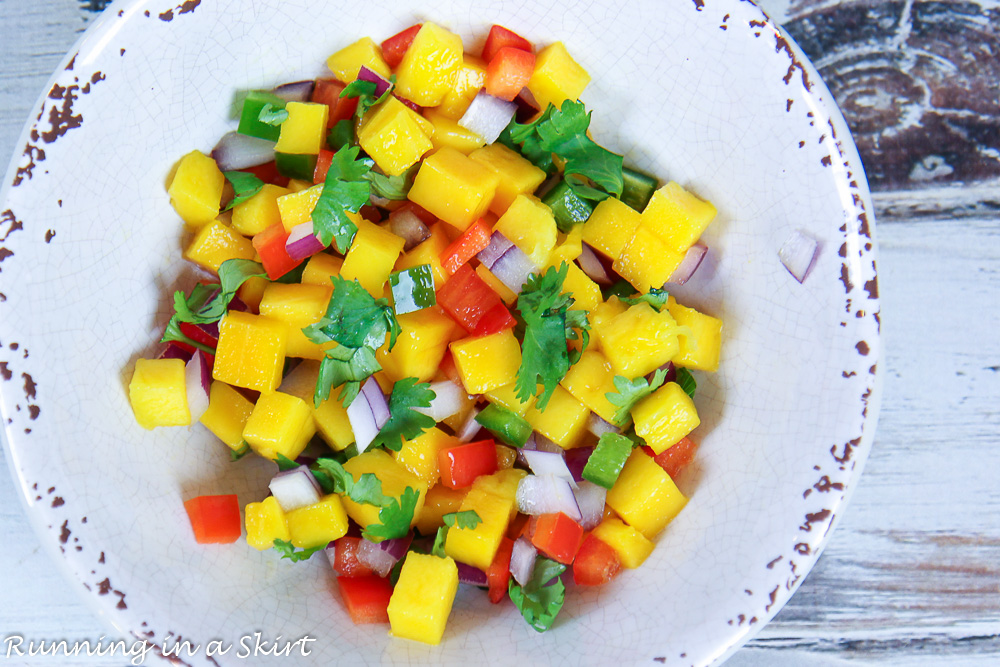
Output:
310,144,372,253
312,458,418,543
222,171,264,210
273,538,323,562
370,378,437,452
508,557,567,632
432,511,482,558
605,367,669,427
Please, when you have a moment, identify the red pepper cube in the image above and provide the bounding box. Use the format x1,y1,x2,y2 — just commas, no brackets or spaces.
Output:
239,161,289,188
337,574,394,624
252,223,303,280
313,149,334,184
184,494,242,544
438,439,498,489
440,218,493,275
332,536,376,578
311,78,359,127
572,533,623,586
482,25,533,63
436,264,515,336
381,24,423,69
486,47,536,102
643,436,699,480
486,536,514,603
531,512,584,565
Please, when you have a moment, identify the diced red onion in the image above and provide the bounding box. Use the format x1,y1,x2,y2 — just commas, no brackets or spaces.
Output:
184,350,211,422
160,343,193,362
347,378,390,453
229,295,249,313
456,562,489,587
477,232,514,269
211,131,275,171
379,533,413,561
574,481,607,530
646,361,676,385
196,321,220,341
563,446,594,483
459,91,517,144
271,80,316,102
778,230,820,283
587,413,621,439
514,88,541,124
456,407,482,443
388,207,431,251
515,474,582,521
667,243,708,285
510,537,537,586
490,245,538,294
357,537,399,577
395,95,422,113
414,381,467,422
577,243,613,285
357,67,392,98
522,450,577,489
269,465,322,512
285,222,326,261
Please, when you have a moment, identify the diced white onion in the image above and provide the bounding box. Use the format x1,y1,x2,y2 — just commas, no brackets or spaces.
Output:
414,381,467,422
357,538,398,578
347,378,390,453
522,449,578,489
456,407,482,443
184,351,211,422
515,474,582,521
587,413,621,438
459,91,517,144
574,481,608,530
269,466,322,512
510,537,537,586
211,131,275,171
778,230,820,283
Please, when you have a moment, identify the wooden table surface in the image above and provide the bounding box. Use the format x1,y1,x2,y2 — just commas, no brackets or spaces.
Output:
1,1,998,664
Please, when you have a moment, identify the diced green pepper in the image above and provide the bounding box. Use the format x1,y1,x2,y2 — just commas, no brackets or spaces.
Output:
582,432,632,489
389,264,436,315
237,91,287,142
274,152,318,181
621,166,658,213
475,403,532,448
541,179,594,233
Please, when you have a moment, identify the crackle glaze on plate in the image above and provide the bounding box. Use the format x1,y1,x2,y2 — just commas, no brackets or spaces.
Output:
0,0,881,664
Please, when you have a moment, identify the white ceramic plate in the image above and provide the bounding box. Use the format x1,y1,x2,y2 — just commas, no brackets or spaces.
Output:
0,0,881,664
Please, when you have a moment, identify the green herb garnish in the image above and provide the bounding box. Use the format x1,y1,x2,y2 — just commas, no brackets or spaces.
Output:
257,103,289,126
675,367,697,398
508,557,567,632
223,171,264,210
432,511,482,558
605,367,669,427
310,144,372,253
273,539,323,562
370,378,436,452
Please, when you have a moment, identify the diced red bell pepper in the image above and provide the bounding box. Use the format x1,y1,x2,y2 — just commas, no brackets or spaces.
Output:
486,46,536,102
482,25,533,63
440,218,492,275
337,574,394,624
183,494,241,544
179,321,218,350
486,537,514,604
530,512,584,565
252,223,303,280
359,204,383,223
436,264,516,336
313,148,334,184
381,24,423,69
331,536,376,578
572,533,622,586
506,512,531,541
311,78,359,127
643,436,699,480
438,439,498,489
238,160,289,188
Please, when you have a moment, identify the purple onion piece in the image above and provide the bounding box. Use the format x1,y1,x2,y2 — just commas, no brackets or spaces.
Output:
271,80,316,102
357,66,392,98
459,91,517,144
363,378,391,429
324,541,338,570
587,413,621,439
388,208,431,251
667,243,708,286
564,447,594,483
184,351,211,421
456,562,489,587
196,321,220,340
577,243,613,285
347,377,390,453
778,231,819,283
377,533,413,561
228,295,250,313
574,481,607,531
490,244,537,294
159,343,193,362
285,222,326,261
477,232,514,269
514,88,541,124
212,131,275,171
357,538,398,578
510,537,537,586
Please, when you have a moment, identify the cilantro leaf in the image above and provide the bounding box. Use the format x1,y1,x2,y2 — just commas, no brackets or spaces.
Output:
363,486,420,543
229,441,250,462
223,171,264,210
273,538,323,562
508,557,567,632
311,145,372,253
620,287,670,312
363,163,417,201
312,458,392,507
161,318,215,354
257,103,289,126
514,263,590,410
443,510,482,530
314,346,381,407
341,76,395,121
605,368,669,427
675,367,697,398
431,525,449,558
275,453,299,471
370,378,437,451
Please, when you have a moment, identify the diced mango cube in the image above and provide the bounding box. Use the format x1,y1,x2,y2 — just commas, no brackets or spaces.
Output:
436,55,487,120
183,219,256,273
393,427,459,489
632,382,700,455
213,311,288,393
278,360,354,451
258,282,333,360
341,219,406,296
582,197,641,261
167,150,224,230
594,302,680,379
443,471,525,570
395,224,450,288
276,185,324,232
450,329,521,394
274,102,329,155
232,184,291,236
559,349,618,423
128,358,190,429
560,261,601,313
415,484,468,535
606,448,688,538
524,386,590,449
244,496,290,550
408,147,499,231
358,97,434,176
199,381,254,450
494,195,557,267
341,449,428,532
388,552,459,645
394,23,464,107
526,42,591,111
591,517,654,568
242,390,316,462
590,296,627,329
548,225,584,268
471,468,527,503
424,108,486,154
300,252,344,286
614,223,685,292
667,297,723,372
484,382,536,416
326,37,392,82
469,143,547,216
285,494,349,549
377,307,456,383
641,181,717,252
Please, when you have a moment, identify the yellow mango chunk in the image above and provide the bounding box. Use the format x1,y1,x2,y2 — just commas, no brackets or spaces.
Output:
184,219,256,274
242,390,316,462
527,42,591,111
594,302,680,379
326,37,391,82
285,494,349,549
484,382,536,416
475,264,518,304
494,195,557,267
606,448,688,538
559,349,618,423
276,185,324,232
641,181,717,252
278,360,354,451
591,517,654,568
232,183,291,236
524,386,590,449
167,150,224,230
341,218,406,296
395,224,451,288
415,484,468,535
632,382,701,455
244,496,290,550
614,223,685,292
667,297,723,372
128,358,189,429
274,102,329,155
424,108,487,154
436,55,486,120
301,252,344,286
450,329,522,394
258,282,333,360
469,143,547,216
199,381,254,450
377,307,456,383
548,225,584,268
388,552,459,645
408,147,499,231
358,97,434,176
582,196,642,261
471,468,527,502
213,311,288,393
393,427,459,489
341,449,428,532
237,276,269,312
560,261,601,313
590,296,627,330
444,469,525,569
394,23,464,107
